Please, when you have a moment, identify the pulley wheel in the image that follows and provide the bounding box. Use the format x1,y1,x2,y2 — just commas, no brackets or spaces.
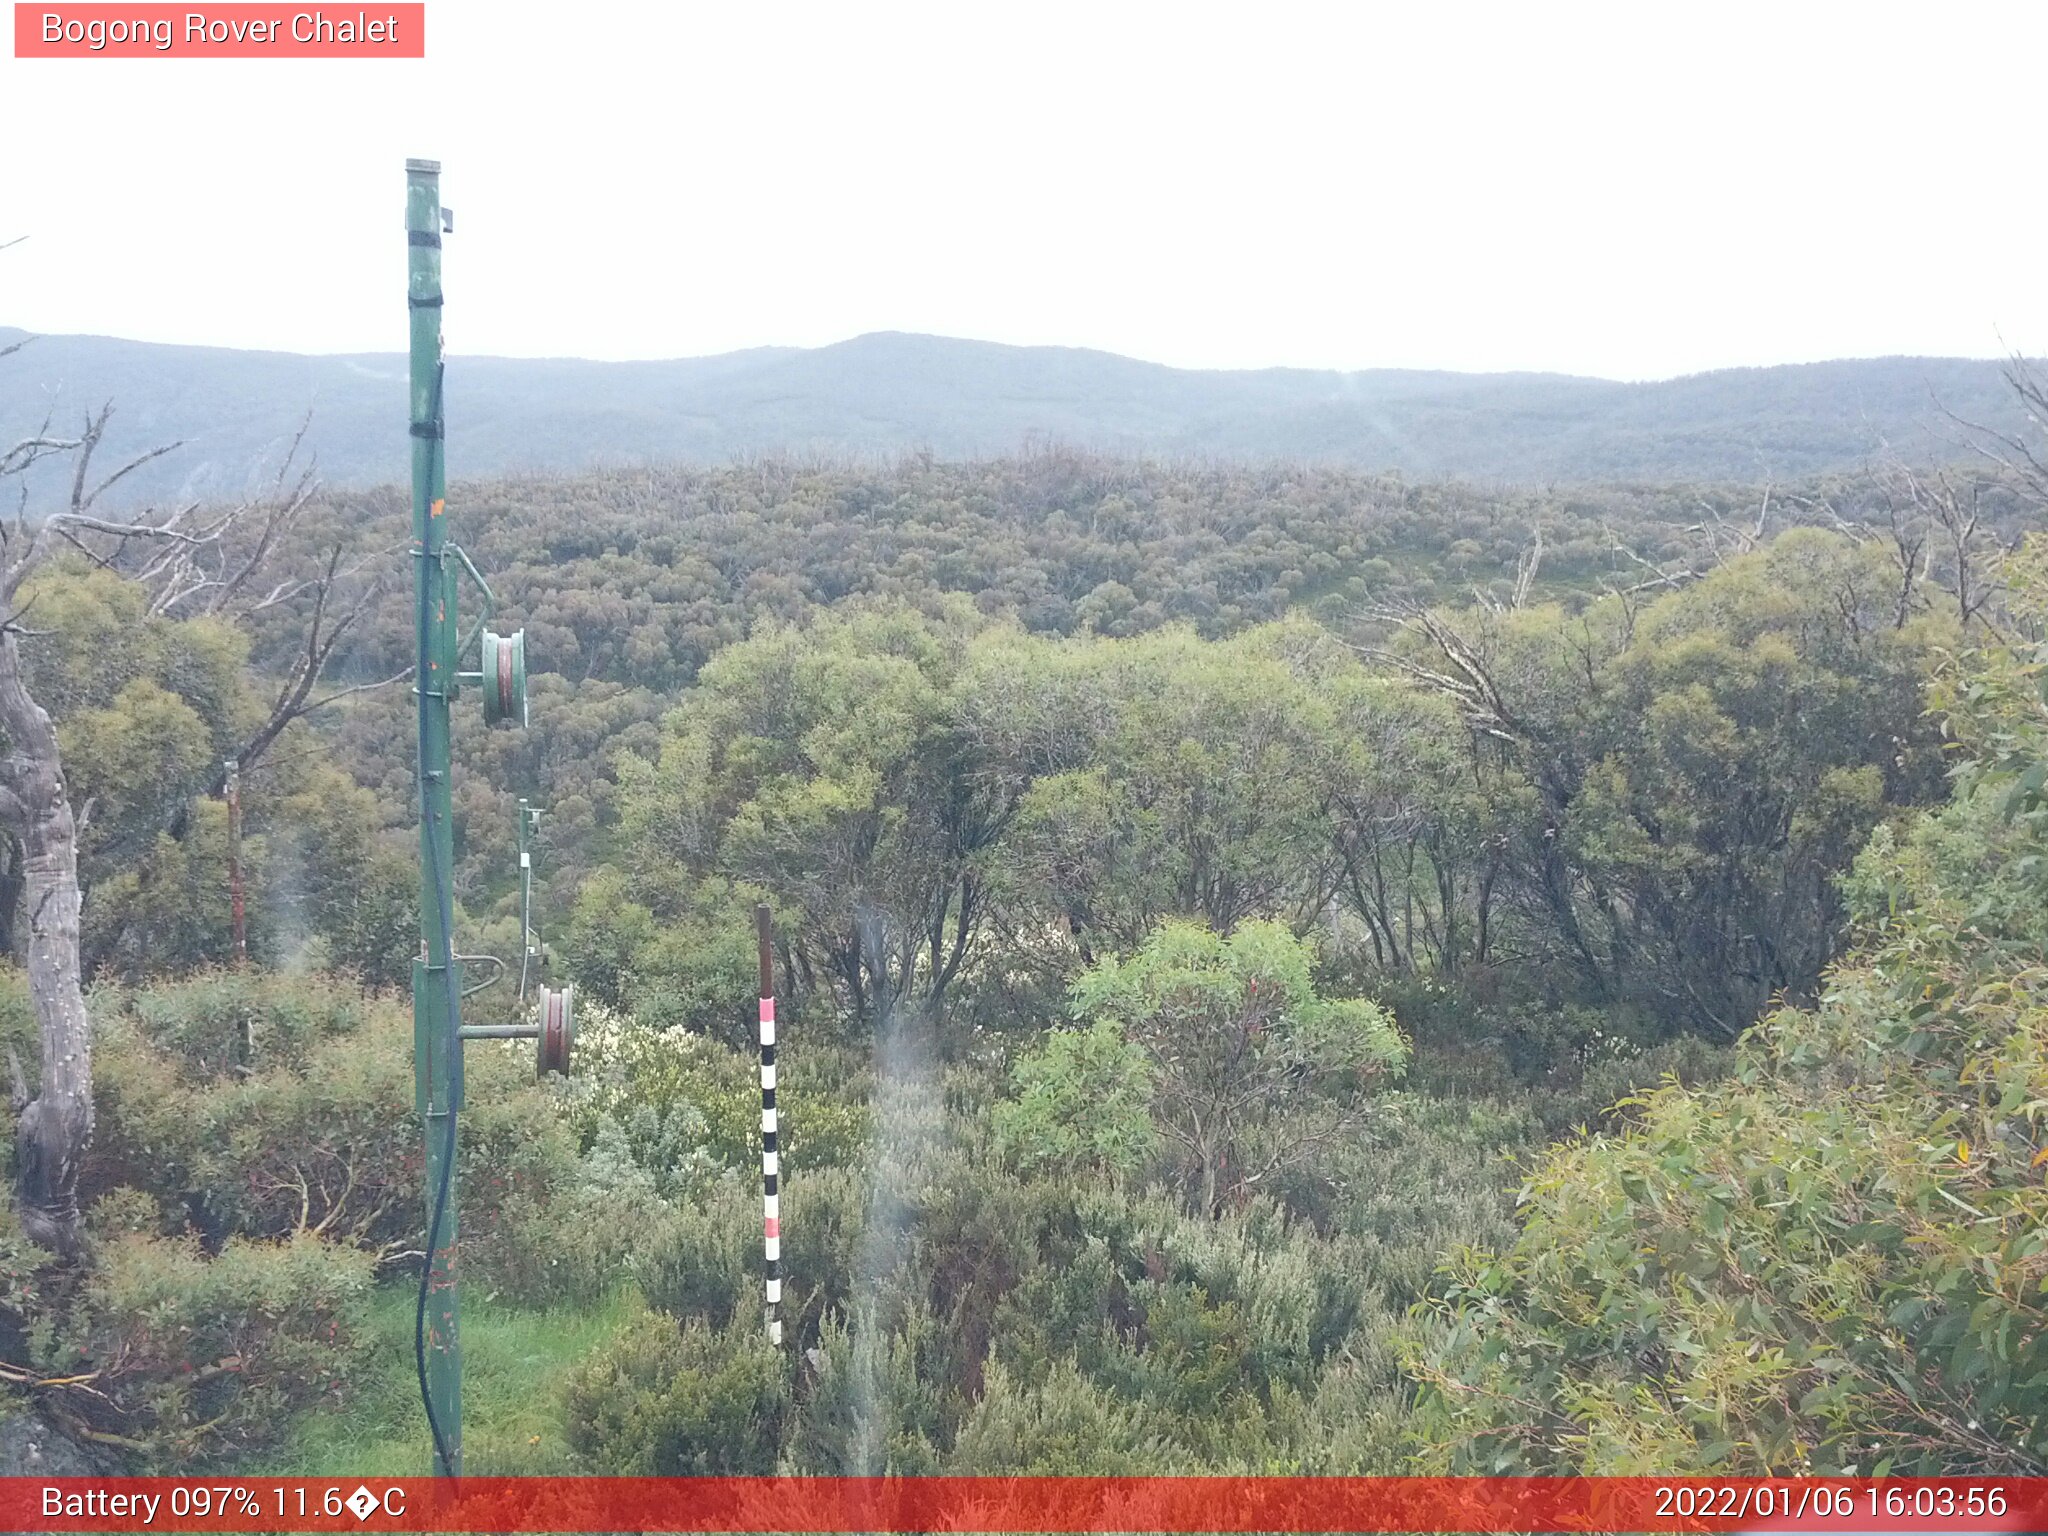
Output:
480,628,528,729
536,984,573,1078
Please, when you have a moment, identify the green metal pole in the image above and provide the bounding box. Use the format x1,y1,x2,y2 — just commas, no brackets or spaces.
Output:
406,156,462,1479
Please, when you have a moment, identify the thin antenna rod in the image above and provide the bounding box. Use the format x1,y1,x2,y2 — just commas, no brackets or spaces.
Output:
517,800,536,1000
757,903,781,1346
224,758,246,962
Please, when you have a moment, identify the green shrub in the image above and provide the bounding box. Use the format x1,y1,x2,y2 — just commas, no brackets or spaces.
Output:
633,1178,754,1327
1280,1090,1527,1305
567,869,761,1050
1069,1190,1328,1408
986,1217,1129,1393
457,1052,590,1275
578,1102,718,1203
1298,1351,1412,1474
555,1000,870,1177
562,1311,787,1474
1129,1282,1257,1415
1074,919,1406,1216
467,1183,649,1310
991,1017,1154,1179
85,1187,167,1240
57,1232,372,1469
1409,691,2048,1474
0,1205,66,1367
84,975,588,1320
187,1013,418,1247
0,968,39,1112
84,977,407,1239
776,1167,869,1339
951,1357,1180,1474
785,1307,945,1474
117,968,368,1081
1553,1033,1730,1137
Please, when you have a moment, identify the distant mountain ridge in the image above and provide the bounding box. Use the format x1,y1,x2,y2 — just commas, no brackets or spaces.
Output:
0,326,2026,504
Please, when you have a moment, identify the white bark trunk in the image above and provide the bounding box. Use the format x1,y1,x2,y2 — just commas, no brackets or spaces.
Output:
0,626,91,1257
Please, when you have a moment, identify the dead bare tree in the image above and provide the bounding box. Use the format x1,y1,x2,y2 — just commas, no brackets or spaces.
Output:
0,407,207,1254
1787,352,2048,636
1874,460,2002,629
1787,453,2009,635
1511,522,1544,610
1693,481,1774,565
1476,524,1546,614
0,397,403,1255
1342,599,1622,996
85,416,413,789
1946,354,2048,509
1594,482,1776,609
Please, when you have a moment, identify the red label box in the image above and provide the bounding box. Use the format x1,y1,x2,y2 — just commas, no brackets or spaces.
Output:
13,3,425,56
6,1476,2048,1533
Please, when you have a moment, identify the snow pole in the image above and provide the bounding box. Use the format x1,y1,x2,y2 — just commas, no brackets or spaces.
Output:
758,903,782,1346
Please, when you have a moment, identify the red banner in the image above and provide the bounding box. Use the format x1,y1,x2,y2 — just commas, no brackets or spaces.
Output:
13,4,424,57
5,1476,2045,1532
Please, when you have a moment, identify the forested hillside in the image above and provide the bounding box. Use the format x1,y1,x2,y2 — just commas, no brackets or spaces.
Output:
0,419,2043,1476
0,325,2030,503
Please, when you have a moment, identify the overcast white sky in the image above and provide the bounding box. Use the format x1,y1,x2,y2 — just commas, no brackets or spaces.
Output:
2,1,2042,380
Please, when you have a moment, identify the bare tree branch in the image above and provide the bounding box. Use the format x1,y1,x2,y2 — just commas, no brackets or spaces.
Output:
298,665,415,718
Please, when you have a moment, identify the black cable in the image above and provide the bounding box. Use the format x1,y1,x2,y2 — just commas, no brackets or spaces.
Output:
413,357,462,1481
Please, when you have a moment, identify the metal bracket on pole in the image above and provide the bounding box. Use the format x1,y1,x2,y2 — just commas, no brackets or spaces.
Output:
448,542,496,663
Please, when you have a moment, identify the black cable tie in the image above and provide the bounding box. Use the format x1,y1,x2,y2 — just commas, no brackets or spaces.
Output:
410,421,444,439
408,229,441,248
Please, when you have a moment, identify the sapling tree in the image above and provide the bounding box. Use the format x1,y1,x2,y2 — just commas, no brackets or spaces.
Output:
1072,919,1407,1217
992,1016,1156,1180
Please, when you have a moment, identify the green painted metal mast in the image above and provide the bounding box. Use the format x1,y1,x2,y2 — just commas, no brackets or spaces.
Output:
407,156,462,1479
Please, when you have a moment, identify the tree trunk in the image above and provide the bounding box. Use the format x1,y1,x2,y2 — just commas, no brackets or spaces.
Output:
0,837,22,955
0,630,92,1258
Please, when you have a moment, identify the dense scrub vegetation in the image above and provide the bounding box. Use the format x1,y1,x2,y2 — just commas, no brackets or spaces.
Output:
1413,553,2048,1475
0,443,2039,1475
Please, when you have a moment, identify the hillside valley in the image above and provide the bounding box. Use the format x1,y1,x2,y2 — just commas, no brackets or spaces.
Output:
0,325,2027,504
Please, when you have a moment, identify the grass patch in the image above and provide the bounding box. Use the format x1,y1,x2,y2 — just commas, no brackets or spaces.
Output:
284,1281,639,1476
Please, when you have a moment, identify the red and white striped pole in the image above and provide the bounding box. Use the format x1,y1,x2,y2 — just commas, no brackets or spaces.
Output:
757,904,782,1346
